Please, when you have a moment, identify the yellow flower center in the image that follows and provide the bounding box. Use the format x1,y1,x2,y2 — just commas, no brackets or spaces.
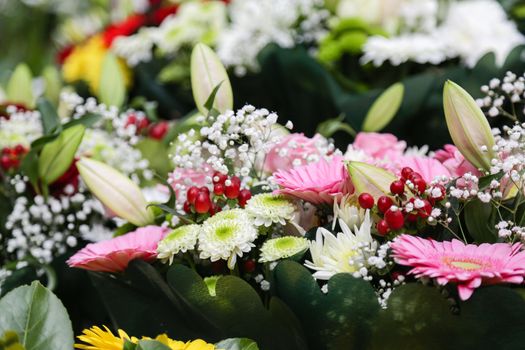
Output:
442,257,489,271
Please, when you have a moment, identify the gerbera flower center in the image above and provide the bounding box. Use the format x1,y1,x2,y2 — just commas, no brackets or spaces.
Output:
442,257,489,271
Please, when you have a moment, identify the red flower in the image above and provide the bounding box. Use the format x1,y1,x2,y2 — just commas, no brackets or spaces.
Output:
102,14,146,47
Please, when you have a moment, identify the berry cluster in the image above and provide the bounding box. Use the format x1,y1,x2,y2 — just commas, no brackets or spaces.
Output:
358,167,446,236
183,172,252,216
125,114,169,140
0,145,28,171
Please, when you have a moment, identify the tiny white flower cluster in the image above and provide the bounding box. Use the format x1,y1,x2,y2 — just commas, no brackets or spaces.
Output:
3,180,112,267
216,0,329,76
0,107,43,149
476,72,525,120
171,105,288,180
495,220,525,241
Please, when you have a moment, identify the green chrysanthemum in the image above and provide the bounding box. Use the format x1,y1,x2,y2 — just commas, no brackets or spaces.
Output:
198,209,258,269
259,236,309,263
157,224,200,264
245,193,296,227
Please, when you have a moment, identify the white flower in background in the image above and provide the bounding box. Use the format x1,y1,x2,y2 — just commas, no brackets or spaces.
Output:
259,236,309,262
142,186,170,204
245,193,296,227
0,108,43,149
361,0,524,68
157,225,201,264
333,196,365,230
79,223,113,242
216,0,329,76
112,29,154,66
304,210,377,280
440,0,525,67
198,209,258,269
77,129,150,182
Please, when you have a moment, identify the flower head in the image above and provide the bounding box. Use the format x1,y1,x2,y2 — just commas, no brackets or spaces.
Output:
264,133,332,173
198,209,258,269
67,226,168,272
274,156,353,204
333,195,365,230
75,325,215,350
434,144,480,177
391,235,525,300
304,211,377,280
352,132,406,160
157,225,201,264
245,193,296,227
259,236,309,263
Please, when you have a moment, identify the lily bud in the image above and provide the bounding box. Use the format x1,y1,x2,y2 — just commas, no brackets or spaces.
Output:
347,161,397,199
77,157,154,226
443,80,495,171
191,43,233,115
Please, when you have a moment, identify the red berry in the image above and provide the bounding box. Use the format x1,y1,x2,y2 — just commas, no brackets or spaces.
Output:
14,144,26,155
377,196,394,213
409,172,423,182
0,155,12,169
413,178,427,193
195,192,211,214
238,189,252,207
149,121,169,140
213,171,228,185
125,114,137,127
384,209,404,230
10,158,20,168
243,259,256,273
1,147,10,155
183,201,192,213
401,167,414,179
187,186,199,204
418,200,432,218
390,180,405,196
358,193,374,209
225,178,241,199
214,183,225,195
199,186,210,195
377,220,390,235
138,117,150,131
406,213,419,222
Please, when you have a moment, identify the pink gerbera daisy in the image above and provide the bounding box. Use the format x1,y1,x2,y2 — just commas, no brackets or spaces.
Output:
67,226,168,272
273,156,354,204
391,234,525,300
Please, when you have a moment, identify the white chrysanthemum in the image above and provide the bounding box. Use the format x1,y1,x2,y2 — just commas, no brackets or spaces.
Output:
333,196,365,230
259,236,308,262
245,193,296,227
157,225,200,264
198,209,258,269
304,210,377,280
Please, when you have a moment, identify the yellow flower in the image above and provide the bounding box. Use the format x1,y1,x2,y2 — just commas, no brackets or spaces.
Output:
75,326,216,350
62,35,131,94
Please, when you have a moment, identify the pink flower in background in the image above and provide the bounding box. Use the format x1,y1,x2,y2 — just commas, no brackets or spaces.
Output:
353,132,406,160
391,234,525,300
264,133,330,173
67,226,168,272
434,144,480,177
396,156,451,182
274,156,353,204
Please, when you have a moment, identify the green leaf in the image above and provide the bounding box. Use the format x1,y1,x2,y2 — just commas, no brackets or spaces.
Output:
36,98,61,135
63,113,102,129
98,53,125,108
42,66,61,106
114,222,138,237
477,171,504,191
203,82,223,113
38,124,85,185
0,281,74,350
135,139,171,178
362,82,404,132
123,340,137,350
20,149,40,193
136,340,171,350
463,198,498,243
6,64,33,108
191,43,233,115
215,338,259,350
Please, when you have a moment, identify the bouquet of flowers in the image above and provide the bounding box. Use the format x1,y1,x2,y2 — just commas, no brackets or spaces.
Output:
29,44,525,349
